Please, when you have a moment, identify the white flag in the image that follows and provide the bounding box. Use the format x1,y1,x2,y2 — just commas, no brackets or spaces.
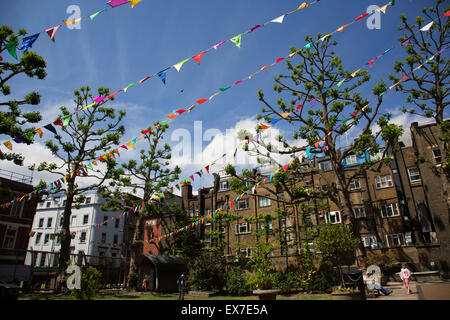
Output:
271,15,285,23
420,21,434,32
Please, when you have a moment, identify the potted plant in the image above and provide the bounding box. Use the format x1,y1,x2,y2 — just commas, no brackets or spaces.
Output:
331,286,360,300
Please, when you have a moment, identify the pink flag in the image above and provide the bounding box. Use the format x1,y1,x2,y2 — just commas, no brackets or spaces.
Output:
283,164,288,172
211,41,226,50
45,25,61,42
107,0,129,8
94,96,106,103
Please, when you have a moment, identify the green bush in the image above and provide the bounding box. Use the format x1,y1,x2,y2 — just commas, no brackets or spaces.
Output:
187,249,227,292
273,271,301,294
246,271,274,291
303,273,334,293
226,268,250,296
71,266,102,300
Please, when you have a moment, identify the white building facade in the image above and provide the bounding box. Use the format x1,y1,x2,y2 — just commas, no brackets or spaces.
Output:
26,190,125,267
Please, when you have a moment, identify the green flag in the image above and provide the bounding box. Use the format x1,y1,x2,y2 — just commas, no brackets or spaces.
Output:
337,79,345,87
230,34,242,48
90,9,105,20
5,41,17,60
303,42,312,49
219,86,231,92
63,115,71,127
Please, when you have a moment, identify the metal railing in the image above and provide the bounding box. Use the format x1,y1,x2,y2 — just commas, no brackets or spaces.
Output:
0,169,33,184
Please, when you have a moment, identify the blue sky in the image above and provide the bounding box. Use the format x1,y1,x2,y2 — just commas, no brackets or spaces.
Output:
1,0,448,194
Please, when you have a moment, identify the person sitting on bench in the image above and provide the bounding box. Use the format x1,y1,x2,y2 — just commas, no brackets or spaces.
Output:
363,268,391,296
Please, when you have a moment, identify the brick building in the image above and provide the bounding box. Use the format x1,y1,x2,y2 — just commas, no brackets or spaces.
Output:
174,121,449,278
0,170,38,283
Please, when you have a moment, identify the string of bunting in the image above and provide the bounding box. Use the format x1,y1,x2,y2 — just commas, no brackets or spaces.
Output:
1,1,318,152
23,45,449,243
1,0,400,208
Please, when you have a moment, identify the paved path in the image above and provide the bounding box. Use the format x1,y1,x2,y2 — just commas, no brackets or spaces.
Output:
367,281,450,300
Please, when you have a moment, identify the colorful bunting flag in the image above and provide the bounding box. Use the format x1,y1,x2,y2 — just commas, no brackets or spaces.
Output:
130,0,143,8
230,34,242,48
211,41,226,50
192,51,207,64
90,9,105,20
45,25,61,42
44,124,57,135
19,33,40,52
157,68,170,84
3,141,12,151
420,21,434,32
173,58,190,72
271,15,286,23
5,41,17,59
107,0,129,8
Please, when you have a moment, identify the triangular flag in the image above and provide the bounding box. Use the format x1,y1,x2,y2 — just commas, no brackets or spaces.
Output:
53,119,63,127
280,112,290,118
3,141,12,151
19,33,40,52
378,4,389,14
45,25,61,42
44,124,57,135
271,15,285,23
90,9,105,20
123,83,136,93
351,69,361,77
138,75,152,84
303,42,312,49
260,65,271,72
367,57,378,68
275,57,285,64
441,11,450,18
5,41,17,60
336,24,349,32
401,36,412,47
34,128,43,138
173,58,190,72
167,114,177,120
126,140,136,150
94,96,107,103
192,51,206,64
230,34,242,48
196,99,208,104
130,0,142,8
249,25,263,33
298,2,310,10
63,115,71,127
219,86,231,92
283,164,288,172
310,97,317,106
211,40,226,50
107,0,129,8
420,21,434,32
354,13,369,22
63,18,83,26
259,124,270,130
320,33,332,41
175,109,186,115
157,68,170,84
295,104,304,111
209,92,220,100
233,80,243,86
205,165,210,174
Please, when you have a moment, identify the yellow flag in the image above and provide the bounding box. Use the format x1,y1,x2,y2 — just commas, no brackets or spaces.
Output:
126,141,136,149
34,128,43,138
130,0,142,8
82,102,95,111
63,18,83,26
298,2,310,10
337,24,349,32
351,69,361,77
320,33,332,41
379,4,389,14
4,141,12,151
361,104,370,111
280,112,291,118
173,58,190,72
209,92,220,100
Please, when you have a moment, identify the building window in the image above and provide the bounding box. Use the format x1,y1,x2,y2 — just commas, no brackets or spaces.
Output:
35,233,42,245
59,217,64,227
79,232,86,244
236,198,249,210
319,160,332,171
44,234,50,245
238,248,252,258
39,253,46,266
46,202,51,208
38,218,44,228
101,233,107,243
381,203,400,218
3,226,17,249
71,216,77,226
10,201,25,217
349,180,361,190
113,234,118,244
219,180,229,191
258,196,271,208
115,218,120,228
346,155,358,165
386,234,404,248
432,148,442,164
85,197,91,204
407,167,421,183
103,216,108,225
235,222,251,235
47,218,53,228
259,220,273,231
354,207,366,218
325,211,341,224
62,200,67,207
375,175,393,189
361,235,377,248
83,215,89,225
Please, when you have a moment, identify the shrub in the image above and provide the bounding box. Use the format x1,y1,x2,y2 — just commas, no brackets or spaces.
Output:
71,266,102,300
187,249,227,292
226,268,250,296
273,271,301,294
303,273,334,293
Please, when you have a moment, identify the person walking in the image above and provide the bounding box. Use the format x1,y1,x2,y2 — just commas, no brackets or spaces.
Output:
177,273,185,300
399,264,412,294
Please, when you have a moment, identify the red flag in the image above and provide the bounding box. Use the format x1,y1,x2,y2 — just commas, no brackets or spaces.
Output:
352,110,360,117
45,25,61,42
175,109,186,115
367,57,378,68
192,51,206,64
233,80,243,86
442,11,450,17
275,57,285,64
139,75,152,84
354,13,369,22
295,104,304,111
53,119,63,127
205,165,210,174
196,99,208,104
141,129,152,134
107,89,122,100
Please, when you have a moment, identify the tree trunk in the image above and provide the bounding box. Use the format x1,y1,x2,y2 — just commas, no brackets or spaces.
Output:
55,190,75,293
126,215,144,289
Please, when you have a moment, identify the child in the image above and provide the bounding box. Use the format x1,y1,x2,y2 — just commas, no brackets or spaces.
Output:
399,264,411,294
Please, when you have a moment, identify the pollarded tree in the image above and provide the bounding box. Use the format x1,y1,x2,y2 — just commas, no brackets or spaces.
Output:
235,34,403,263
29,86,126,291
0,25,47,165
101,123,181,289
